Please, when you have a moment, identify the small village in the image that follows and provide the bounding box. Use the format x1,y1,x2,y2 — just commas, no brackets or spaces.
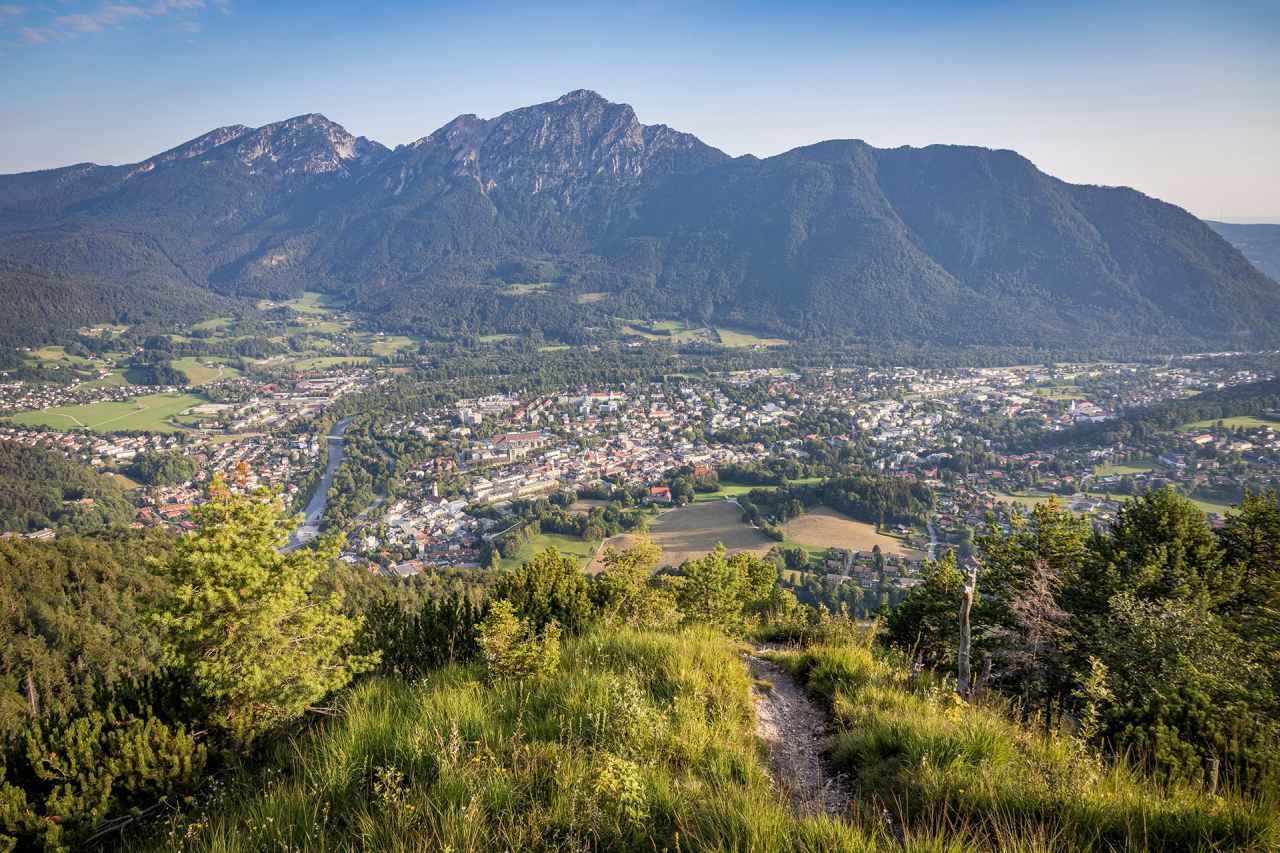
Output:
2,353,1277,611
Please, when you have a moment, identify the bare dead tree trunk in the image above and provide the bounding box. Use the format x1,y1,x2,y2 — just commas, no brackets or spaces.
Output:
1206,757,1221,795
957,562,978,701
25,670,38,717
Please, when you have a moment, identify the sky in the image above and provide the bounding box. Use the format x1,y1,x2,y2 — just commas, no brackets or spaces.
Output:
1,0,1277,221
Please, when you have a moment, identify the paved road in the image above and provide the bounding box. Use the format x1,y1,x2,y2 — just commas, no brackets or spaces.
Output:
926,516,940,561
283,416,353,553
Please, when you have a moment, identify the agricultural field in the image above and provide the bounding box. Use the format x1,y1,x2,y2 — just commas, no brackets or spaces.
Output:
1000,492,1079,512
289,355,373,371
621,320,716,344
77,370,132,389
7,392,205,433
365,335,419,357
1094,458,1158,476
1031,384,1087,400
1179,415,1280,430
691,483,763,503
274,291,345,315
191,316,234,332
715,327,789,348
171,357,241,385
498,532,601,572
692,477,824,503
590,500,774,571
26,346,100,368
575,291,609,304
782,506,921,556
286,319,347,334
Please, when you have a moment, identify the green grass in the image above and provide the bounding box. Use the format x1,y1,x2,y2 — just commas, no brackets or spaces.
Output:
286,319,347,334
7,393,205,433
1094,459,1158,476
621,320,716,344
715,327,790,348
692,478,824,503
289,356,373,371
144,629,877,852
477,333,518,344
1031,384,1087,400
78,370,132,389
1179,415,1280,430
29,345,95,366
575,291,609,304
171,357,241,385
498,533,601,571
776,644,1278,852
105,472,142,490
366,335,419,357
191,316,234,332
142,627,1273,852
691,483,763,503
779,540,833,561
278,291,344,315
1081,487,1237,519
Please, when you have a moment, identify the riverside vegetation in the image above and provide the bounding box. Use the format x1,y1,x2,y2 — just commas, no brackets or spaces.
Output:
0,479,1276,850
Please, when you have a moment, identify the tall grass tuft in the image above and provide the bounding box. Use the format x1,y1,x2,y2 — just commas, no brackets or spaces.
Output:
777,643,1279,852
143,629,888,852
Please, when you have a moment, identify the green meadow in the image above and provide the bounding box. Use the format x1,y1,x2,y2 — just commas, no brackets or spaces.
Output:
8,392,205,432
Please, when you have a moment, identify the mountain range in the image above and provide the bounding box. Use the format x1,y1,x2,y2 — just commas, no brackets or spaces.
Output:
1206,221,1280,282
1,89,1277,349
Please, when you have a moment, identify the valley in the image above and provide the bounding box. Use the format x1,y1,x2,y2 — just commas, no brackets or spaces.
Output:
2,24,1279,848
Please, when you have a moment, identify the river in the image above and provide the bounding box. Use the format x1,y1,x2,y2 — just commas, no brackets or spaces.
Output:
284,416,353,552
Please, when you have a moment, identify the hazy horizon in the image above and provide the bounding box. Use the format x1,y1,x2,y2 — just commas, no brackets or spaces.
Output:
2,0,1277,221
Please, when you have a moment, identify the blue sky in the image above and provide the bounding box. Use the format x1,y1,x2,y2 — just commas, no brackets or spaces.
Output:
2,0,1277,220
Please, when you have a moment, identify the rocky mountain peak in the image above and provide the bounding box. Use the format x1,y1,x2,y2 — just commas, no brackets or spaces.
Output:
232,114,388,177
410,90,727,206
553,88,609,107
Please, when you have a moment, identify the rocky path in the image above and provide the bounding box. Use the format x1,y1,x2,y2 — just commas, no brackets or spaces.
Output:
745,651,853,818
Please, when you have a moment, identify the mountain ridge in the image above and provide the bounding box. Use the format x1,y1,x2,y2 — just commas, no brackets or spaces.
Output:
1,90,1276,349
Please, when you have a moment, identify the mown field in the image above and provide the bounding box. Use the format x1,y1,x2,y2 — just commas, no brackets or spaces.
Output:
715,326,789,347
171,356,241,385
782,506,921,556
1094,458,1159,476
591,501,773,570
1179,415,1280,430
7,392,205,432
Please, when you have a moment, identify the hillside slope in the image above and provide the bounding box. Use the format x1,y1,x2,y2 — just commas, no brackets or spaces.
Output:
1207,221,1280,280
3,92,1278,349
143,628,1276,852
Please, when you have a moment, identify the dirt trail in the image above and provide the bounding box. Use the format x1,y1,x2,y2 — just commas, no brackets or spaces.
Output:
745,651,852,818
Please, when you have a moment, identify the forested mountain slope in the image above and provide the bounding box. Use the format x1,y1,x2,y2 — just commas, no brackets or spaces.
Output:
2,91,1277,349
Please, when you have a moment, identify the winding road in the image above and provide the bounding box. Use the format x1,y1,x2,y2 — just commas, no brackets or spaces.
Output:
284,416,353,552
